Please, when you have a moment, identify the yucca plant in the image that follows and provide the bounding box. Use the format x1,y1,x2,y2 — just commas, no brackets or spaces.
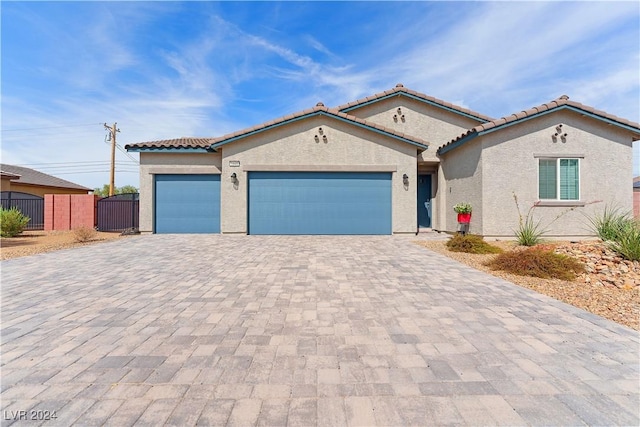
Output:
512,194,545,246
587,205,633,242
607,219,640,262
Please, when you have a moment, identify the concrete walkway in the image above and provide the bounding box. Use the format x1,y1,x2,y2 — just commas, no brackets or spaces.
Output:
1,235,638,426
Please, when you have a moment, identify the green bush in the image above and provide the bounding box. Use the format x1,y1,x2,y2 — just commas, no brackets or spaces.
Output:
446,234,503,254
485,247,585,281
0,207,30,237
608,219,640,262
588,205,633,242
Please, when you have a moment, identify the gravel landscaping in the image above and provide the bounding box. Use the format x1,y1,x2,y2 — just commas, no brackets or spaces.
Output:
416,239,640,331
1,230,125,260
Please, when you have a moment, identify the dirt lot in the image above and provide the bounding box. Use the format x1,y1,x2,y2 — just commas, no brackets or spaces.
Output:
1,230,126,260
416,239,640,331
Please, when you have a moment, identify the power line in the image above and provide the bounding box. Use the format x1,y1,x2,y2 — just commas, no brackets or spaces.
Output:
116,143,139,164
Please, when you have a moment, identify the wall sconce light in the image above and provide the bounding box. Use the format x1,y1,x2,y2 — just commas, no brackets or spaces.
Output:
318,127,323,135
322,135,328,143
402,173,409,185
401,114,405,122
393,114,398,122
556,124,563,132
314,135,320,143
397,107,402,115
230,172,238,183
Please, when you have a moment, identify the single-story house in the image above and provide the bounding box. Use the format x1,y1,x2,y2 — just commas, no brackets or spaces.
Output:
126,84,640,237
0,164,91,198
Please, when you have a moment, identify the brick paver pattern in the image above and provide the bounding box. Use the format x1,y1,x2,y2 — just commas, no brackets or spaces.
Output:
1,235,639,426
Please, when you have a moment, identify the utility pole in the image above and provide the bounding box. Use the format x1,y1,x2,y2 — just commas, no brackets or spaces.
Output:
103,122,120,196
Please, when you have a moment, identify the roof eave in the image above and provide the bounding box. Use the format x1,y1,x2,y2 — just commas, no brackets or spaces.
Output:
437,133,479,156
209,110,429,152
439,104,640,155
126,147,213,153
339,92,490,123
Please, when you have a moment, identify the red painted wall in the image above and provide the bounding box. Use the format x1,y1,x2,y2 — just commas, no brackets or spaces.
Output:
44,194,99,231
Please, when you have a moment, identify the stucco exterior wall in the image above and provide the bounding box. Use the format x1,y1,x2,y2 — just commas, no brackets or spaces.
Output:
219,115,419,234
634,190,640,218
138,152,222,233
438,140,484,234
345,96,484,160
478,110,633,237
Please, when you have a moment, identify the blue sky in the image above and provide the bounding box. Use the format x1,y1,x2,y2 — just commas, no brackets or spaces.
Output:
2,1,639,189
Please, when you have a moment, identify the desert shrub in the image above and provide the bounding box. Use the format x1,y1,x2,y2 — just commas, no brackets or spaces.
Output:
588,205,633,242
0,207,30,237
72,225,97,243
485,247,584,281
446,234,503,254
608,219,640,262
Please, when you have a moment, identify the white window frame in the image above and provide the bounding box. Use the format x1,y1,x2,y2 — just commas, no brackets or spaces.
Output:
537,157,581,201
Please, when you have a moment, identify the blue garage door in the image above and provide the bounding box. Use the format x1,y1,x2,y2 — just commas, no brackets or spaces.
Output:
155,174,220,233
249,172,392,235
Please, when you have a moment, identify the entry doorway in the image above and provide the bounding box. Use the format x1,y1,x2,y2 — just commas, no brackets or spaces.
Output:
417,174,431,228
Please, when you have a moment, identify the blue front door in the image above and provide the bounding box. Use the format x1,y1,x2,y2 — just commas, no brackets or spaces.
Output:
155,174,220,233
417,174,431,228
248,172,392,235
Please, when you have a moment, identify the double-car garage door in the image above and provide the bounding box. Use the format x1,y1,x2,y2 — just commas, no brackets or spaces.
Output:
248,172,391,235
154,172,391,234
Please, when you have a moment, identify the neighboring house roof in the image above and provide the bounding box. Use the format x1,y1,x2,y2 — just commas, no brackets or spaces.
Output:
634,179,640,189
337,83,494,123
126,103,431,152
123,137,213,151
438,95,640,155
0,164,91,191
0,170,21,180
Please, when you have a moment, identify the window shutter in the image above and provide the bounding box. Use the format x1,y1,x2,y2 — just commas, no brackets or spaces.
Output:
539,159,557,199
560,159,579,200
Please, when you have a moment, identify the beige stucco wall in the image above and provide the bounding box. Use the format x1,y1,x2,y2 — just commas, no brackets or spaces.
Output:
2,183,89,197
138,152,222,233
219,115,419,234
468,110,633,237
345,96,484,161
438,139,484,234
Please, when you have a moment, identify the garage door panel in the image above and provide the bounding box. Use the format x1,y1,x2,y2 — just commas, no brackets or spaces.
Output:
249,172,391,235
155,174,220,234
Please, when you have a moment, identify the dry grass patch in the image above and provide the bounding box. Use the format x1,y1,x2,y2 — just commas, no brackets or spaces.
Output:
485,247,584,281
72,226,98,243
446,234,503,254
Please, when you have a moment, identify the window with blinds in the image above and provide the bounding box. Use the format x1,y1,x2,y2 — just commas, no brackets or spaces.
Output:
538,158,579,200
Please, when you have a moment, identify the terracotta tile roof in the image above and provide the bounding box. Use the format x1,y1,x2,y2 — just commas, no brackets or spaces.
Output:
336,83,494,122
125,137,213,150
438,95,640,155
0,164,91,191
208,102,430,150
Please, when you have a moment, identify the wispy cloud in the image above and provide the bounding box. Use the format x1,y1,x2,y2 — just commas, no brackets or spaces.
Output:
2,1,638,187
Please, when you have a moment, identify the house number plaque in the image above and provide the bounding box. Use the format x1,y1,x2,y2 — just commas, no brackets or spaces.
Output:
229,161,240,167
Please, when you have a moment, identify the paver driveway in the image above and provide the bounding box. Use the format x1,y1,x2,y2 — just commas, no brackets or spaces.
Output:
1,234,639,426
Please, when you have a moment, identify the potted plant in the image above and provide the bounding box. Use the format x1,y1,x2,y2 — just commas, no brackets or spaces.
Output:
454,203,472,224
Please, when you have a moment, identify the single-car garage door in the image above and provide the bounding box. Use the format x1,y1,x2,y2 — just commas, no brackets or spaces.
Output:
155,174,220,233
248,171,392,235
